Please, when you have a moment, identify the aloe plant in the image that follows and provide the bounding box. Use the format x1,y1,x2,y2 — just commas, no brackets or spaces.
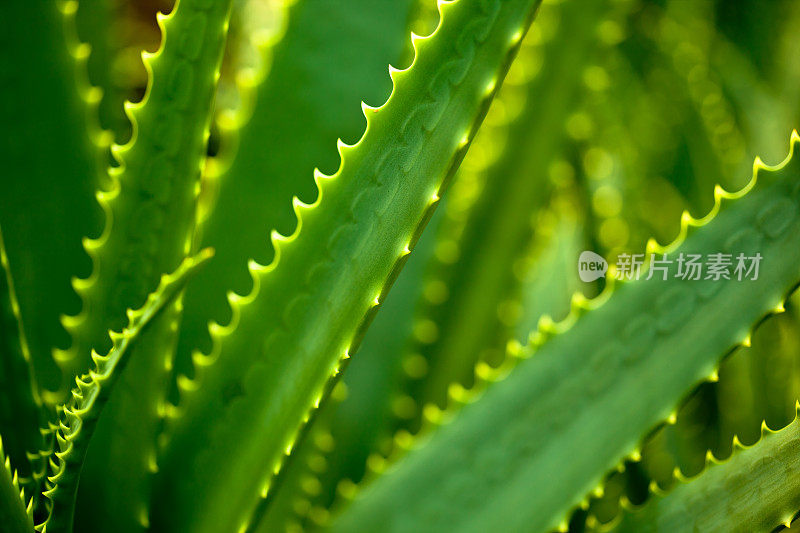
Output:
2,0,800,532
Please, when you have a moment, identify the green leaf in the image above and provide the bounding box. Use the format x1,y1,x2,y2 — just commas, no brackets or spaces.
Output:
330,132,800,532
252,206,446,532
59,0,232,383
0,438,34,533
0,227,44,485
174,0,415,369
613,414,800,532
0,0,106,400
161,1,416,529
70,0,233,529
152,0,543,531
39,250,212,533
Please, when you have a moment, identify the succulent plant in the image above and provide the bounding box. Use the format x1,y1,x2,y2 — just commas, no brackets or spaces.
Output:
2,0,800,532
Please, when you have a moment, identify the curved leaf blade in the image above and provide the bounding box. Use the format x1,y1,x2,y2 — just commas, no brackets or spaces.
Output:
153,0,544,531
39,251,212,533
613,414,800,532
0,438,34,533
331,133,800,532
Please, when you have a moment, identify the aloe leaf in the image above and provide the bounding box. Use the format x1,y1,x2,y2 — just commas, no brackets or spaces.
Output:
613,414,800,532
171,0,419,527
74,307,187,532
0,228,44,485
628,7,799,487
59,0,232,388
696,292,800,471
617,299,800,530
616,7,799,487
0,437,34,533
38,251,211,533
169,2,417,526
174,0,415,371
284,6,574,513
288,4,593,511
68,0,233,529
152,0,543,531
331,132,800,532
253,206,446,532
0,0,106,399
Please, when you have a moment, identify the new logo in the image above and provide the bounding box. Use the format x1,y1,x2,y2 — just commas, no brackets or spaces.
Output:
578,250,608,282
